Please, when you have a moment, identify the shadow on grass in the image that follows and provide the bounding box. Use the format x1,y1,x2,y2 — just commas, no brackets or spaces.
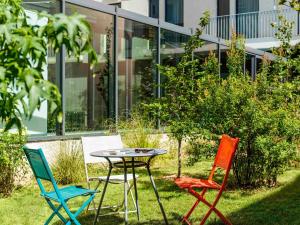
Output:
210,174,300,225
52,212,181,225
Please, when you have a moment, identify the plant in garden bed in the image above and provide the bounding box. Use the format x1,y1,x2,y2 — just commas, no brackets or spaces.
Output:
52,141,85,185
0,131,26,197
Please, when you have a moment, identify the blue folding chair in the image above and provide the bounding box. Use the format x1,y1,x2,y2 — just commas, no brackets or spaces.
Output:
23,146,96,225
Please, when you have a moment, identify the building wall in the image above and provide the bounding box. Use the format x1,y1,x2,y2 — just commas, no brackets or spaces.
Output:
184,0,217,30
121,0,149,16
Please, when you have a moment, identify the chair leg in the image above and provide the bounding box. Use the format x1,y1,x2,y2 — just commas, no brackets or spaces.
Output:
212,207,232,225
199,207,214,225
45,200,67,225
182,199,201,223
87,180,101,212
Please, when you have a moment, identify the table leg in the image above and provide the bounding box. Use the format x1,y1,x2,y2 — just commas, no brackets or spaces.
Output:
123,159,128,225
93,160,112,225
132,157,140,220
146,161,169,225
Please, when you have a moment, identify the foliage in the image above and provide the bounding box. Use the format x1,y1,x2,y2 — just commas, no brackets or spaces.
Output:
194,34,300,187
0,131,26,197
143,12,210,178
279,0,300,10
271,15,297,80
0,1,98,132
52,141,85,185
226,32,245,77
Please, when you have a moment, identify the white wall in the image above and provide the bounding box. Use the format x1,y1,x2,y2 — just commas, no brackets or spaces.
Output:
121,0,149,16
184,0,217,30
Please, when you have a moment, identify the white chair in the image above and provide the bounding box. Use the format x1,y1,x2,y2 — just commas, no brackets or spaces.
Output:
81,135,138,215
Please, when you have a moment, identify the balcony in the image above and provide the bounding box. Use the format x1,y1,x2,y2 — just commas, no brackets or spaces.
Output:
205,8,299,41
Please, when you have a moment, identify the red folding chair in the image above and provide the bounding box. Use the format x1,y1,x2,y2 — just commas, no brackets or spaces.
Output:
175,134,239,225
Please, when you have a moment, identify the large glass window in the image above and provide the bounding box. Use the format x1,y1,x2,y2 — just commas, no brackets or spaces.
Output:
65,4,114,132
117,18,158,117
160,29,189,96
194,41,219,66
23,0,60,135
165,0,183,26
160,29,189,66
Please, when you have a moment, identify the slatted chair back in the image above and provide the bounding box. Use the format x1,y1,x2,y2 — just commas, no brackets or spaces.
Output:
81,135,123,165
208,134,239,186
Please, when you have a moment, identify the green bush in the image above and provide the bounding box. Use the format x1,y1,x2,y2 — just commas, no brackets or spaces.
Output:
52,141,85,185
0,131,26,197
193,34,300,187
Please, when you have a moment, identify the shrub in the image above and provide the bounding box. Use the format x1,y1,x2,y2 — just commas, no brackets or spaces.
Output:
194,38,300,187
0,131,26,197
52,141,85,185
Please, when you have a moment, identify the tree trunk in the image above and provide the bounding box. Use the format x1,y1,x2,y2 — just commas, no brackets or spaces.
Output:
177,139,182,178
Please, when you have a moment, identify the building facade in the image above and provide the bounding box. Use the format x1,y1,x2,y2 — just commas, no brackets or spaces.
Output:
22,0,277,139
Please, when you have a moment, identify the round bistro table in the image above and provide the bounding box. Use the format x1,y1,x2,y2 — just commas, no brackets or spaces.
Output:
90,148,169,225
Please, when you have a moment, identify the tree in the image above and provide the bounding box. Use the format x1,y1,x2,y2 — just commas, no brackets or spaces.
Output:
144,12,210,178
0,1,98,132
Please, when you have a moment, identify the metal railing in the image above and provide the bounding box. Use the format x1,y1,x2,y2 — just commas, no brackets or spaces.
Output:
205,8,299,40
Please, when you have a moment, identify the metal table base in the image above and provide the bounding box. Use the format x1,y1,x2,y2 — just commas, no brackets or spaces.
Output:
93,156,168,225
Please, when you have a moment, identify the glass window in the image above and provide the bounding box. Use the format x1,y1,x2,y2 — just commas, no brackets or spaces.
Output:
165,0,183,26
160,29,189,96
23,0,60,135
65,4,114,132
149,0,159,19
117,18,158,117
194,41,219,66
160,29,189,66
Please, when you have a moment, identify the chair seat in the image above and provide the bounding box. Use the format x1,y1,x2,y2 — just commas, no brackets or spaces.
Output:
43,186,96,202
175,177,221,189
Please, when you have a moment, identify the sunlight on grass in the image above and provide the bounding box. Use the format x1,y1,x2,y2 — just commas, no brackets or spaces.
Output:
1,161,300,225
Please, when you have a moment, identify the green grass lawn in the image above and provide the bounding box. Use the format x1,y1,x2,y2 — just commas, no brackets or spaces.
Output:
1,160,300,225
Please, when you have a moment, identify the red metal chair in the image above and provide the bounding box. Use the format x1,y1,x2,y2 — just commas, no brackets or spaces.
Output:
175,134,239,225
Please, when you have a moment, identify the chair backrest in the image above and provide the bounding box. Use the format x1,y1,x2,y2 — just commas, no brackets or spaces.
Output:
209,134,239,185
81,135,123,164
214,134,239,170
23,146,53,182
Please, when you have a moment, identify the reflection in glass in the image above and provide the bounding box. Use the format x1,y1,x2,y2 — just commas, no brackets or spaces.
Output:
118,18,158,117
160,29,189,66
165,0,184,26
194,41,219,65
23,0,60,134
65,4,114,132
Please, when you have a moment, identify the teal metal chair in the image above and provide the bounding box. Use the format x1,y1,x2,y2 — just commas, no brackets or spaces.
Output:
23,146,96,225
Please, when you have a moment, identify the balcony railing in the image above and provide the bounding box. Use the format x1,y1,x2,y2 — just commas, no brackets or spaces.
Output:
205,8,299,40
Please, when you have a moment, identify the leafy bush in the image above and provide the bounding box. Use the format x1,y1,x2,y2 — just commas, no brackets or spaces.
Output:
193,34,300,187
0,131,26,197
52,141,85,185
